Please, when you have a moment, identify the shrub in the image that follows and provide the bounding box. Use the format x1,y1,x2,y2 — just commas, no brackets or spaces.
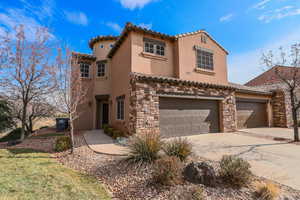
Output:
102,124,109,134
219,155,252,188
54,136,72,152
163,138,192,161
112,130,123,139
153,156,183,186
254,181,280,200
126,133,163,165
0,128,22,142
106,128,114,136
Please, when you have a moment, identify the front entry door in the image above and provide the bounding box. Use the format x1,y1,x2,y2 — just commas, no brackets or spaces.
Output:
102,103,109,126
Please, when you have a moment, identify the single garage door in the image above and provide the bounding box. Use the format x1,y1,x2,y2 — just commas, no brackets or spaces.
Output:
159,97,220,138
237,100,268,129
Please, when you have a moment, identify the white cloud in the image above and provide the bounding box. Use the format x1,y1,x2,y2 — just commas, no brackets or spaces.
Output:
64,11,88,26
118,0,156,10
258,6,300,23
20,0,56,21
252,0,272,10
228,28,300,84
0,8,54,41
106,22,122,33
138,23,152,29
219,14,234,23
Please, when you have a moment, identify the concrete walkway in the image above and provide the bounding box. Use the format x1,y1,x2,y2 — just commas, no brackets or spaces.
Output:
84,130,129,156
185,133,300,190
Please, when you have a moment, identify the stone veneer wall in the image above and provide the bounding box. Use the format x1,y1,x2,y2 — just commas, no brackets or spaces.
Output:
258,84,292,128
129,77,237,135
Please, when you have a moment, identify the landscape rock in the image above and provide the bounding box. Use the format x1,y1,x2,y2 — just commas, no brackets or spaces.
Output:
183,162,217,187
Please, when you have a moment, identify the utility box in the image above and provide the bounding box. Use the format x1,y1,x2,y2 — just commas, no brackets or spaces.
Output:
56,118,69,131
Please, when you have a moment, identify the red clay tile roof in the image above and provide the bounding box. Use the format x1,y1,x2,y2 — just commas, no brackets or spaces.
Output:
72,52,96,61
131,72,235,90
245,66,300,86
176,30,229,54
229,82,272,95
107,22,176,58
88,36,119,49
87,22,228,58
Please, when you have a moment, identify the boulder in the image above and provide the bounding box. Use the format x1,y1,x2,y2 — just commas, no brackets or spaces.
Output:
183,162,217,186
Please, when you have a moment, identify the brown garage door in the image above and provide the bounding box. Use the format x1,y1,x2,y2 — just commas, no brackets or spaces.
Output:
159,97,220,138
237,100,268,129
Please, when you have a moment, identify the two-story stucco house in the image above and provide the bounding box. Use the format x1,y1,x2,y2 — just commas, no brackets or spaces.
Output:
72,22,277,137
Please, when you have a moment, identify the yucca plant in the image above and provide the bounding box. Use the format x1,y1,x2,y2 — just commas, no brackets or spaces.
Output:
126,133,163,166
163,138,192,161
254,181,280,200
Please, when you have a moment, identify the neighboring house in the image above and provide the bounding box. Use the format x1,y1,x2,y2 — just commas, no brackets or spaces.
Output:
72,22,275,137
246,66,300,128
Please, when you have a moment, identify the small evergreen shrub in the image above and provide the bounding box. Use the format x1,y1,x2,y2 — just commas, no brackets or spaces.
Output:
106,128,114,136
163,138,192,161
254,181,280,200
219,155,252,188
0,128,22,142
102,124,109,134
54,136,72,152
126,133,163,165
112,130,123,139
153,156,183,186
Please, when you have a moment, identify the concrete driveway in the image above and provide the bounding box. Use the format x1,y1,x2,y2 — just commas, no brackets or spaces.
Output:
239,127,298,140
185,133,300,190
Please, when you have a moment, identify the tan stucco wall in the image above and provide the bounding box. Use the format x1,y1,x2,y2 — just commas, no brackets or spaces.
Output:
72,61,95,131
110,34,132,133
131,32,175,77
93,40,115,60
175,33,228,85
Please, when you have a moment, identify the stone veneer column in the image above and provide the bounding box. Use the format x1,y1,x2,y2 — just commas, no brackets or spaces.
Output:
220,92,237,132
272,90,292,128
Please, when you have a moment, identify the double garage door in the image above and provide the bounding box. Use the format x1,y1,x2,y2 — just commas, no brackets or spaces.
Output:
159,97,269,138
236,100,268,129
159,97,220,138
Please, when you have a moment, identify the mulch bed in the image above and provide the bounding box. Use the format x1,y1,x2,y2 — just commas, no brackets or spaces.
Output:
57,133,300,200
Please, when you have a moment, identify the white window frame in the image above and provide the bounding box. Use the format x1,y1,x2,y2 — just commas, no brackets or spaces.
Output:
116,97,125,120
97,62,106,77
196,49,214,71
80,63,90,78
144,38,165,56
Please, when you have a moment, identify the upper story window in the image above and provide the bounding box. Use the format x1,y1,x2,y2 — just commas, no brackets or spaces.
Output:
100,44,104,48
144,38,165,56
196,49,214,70
110,44,114,48
80,63,90,78
97,61,106,77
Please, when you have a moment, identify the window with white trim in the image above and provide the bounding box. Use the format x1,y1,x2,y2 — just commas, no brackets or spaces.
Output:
144,38,165,56
97,62,106,77
196,49,214,70
80,63,90,78
116,96,125,120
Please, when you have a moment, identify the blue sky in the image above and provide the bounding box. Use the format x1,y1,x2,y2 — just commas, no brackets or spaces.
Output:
1,0,300,84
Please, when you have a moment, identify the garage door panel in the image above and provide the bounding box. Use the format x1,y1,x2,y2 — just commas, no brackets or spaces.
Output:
159,97,219,137
237,101,267,129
